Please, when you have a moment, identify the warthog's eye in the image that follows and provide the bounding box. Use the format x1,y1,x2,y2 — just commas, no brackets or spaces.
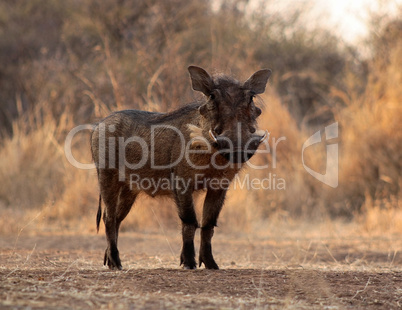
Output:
249,127,256,133
214,125,223,135
210,93,216,100
199,104,208,116
248,94,255,104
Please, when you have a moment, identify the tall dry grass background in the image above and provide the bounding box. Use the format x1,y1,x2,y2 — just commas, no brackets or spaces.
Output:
0,0,400,236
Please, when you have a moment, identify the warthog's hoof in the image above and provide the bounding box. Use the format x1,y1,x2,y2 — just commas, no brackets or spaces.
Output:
180,260,197,270
104,247,122,270
199,253,219,269
180,254,197,270
180,243,197,269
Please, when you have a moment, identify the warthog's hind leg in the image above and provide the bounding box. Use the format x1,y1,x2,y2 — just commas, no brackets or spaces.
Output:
102,186,137,270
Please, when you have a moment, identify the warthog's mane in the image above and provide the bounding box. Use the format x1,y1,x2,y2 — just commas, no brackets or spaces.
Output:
212,75,255,108
213,75,241,88
149,102,202,124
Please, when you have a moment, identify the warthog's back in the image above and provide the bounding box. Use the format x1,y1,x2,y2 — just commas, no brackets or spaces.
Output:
91,104,203,196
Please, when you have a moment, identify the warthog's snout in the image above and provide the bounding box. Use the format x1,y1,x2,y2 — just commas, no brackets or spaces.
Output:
210,130,269,163
220,149,254,163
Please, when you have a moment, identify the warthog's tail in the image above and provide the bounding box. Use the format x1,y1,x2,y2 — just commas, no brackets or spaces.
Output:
96,194,102,233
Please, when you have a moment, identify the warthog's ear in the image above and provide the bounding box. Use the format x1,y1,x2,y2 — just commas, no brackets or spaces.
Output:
244,69,272,94
188,66,214,96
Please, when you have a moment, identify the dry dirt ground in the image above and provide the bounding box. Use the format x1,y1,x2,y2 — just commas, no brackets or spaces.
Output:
1,230,402,309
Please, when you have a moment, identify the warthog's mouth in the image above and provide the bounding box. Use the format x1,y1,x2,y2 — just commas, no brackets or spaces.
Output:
220,150,256,163
211,130,269,163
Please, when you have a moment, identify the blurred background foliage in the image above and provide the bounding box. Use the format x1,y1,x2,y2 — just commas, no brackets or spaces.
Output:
0,0,400,233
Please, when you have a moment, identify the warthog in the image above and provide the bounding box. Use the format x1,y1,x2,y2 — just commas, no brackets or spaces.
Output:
91,66,271,270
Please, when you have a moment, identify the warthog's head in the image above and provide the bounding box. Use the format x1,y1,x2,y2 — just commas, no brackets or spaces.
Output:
188,66,271,163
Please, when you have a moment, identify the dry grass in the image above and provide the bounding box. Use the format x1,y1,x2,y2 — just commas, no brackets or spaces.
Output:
2,226,402,309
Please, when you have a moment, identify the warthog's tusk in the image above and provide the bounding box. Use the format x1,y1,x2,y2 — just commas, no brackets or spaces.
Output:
208,130,218,143
259,130,269,143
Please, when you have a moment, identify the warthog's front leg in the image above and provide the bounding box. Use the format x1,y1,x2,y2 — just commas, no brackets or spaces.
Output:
175,189,198,269
199,189,227,269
